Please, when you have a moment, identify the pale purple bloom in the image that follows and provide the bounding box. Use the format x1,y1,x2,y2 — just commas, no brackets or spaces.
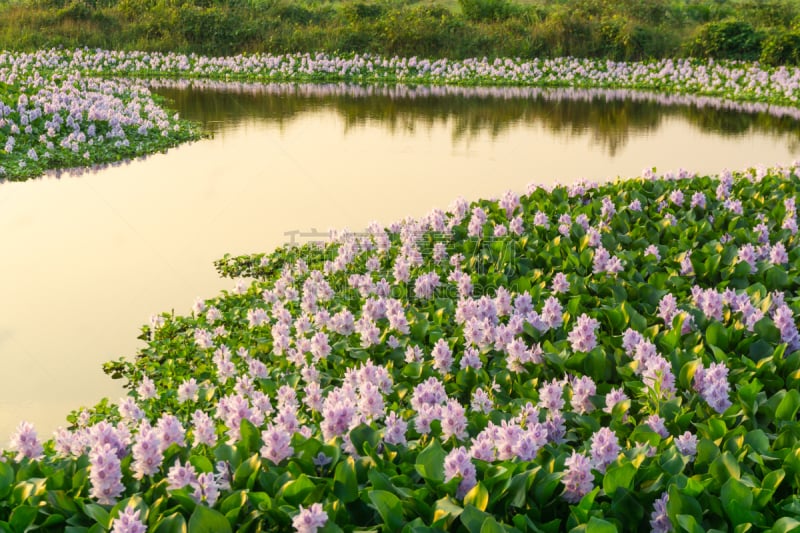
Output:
675,431,698,458
645,415,669,438
431,338,454,374
650,492,671,533
157,414,186,450
293,503,328,533
774,303,800,350
310,331,331,362
690,192,706,209
680,252,694,275
192,472,220,506
622,328,643,356
552,273,570,294
693,362,731,414
754,222,769,243
568,314,600,352
641,356,676,399
590,427,620,472
570,375,596,414
770,242,789,265
383,411,408,446
132,422,163,479
533,211,549,228
738,244,758,273
658,294,679,326
137,376,156,400
414,272,441,300
460,346,482,370
562,451,593,503
177,378,199,404
628,199,642,212
538,378,565,412
9,421,43,461
440,398,468,441
644,245,660,260
443,446,477,499
90,443,125,505
470,388,493,414
167,459,198,490
111,505,146,533
545,411,567,444
541,296,564,329
603,387,629,417
593,246,610,274
191,410,217,447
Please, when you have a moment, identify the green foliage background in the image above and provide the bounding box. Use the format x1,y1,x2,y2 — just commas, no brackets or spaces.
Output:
2,0,800,63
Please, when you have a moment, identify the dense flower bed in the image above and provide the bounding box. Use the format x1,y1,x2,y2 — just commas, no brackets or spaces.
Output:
0,54,199,180
3,48,800,180
3,165,799,531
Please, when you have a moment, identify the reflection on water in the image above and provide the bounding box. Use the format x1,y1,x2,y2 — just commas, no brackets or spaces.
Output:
1,82,800,442
152,81,800,157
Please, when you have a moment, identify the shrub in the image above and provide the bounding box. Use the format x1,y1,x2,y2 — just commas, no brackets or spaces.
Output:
689,19,764,60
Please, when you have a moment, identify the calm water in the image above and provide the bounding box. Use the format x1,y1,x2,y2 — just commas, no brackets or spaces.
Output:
1,82,799,443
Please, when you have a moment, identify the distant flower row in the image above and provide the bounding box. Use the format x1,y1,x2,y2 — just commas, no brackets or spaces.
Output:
4,49,800,180
5,49,800,105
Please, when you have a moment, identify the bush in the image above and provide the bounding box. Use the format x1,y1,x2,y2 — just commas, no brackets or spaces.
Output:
458,0,516,22
689,19,764,60
760,30,800,65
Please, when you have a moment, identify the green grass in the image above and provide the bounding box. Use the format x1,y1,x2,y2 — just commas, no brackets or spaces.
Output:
1,0,799,63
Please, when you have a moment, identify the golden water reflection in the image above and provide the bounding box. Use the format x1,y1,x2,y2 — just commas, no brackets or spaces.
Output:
0,84,799,442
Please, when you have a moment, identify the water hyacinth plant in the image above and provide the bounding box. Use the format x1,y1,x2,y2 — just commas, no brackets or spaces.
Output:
5,48,800,180
0,162,793,531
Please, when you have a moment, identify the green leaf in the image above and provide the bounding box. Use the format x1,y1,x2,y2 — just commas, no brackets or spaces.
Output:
189,455,214,474
479,516,506,533
188,505,232,533
777,389,800,421
586,517,617,533
369,490,405,531
10,505,38,532
721,478,753,525
705,321,729,351
460,505,491,533
350,424,379,456
415,439,446,483
333,457,358,503
152,512,187,533
765,266,789,290
710,451,741,483
280,474,315,506
238,419,261,455
82,503,111,529
667,485,702,524
463,482,489,512
676,514,705,533
0,463,14,499
432,496,463,528
603,462,637,494
770,517,800,533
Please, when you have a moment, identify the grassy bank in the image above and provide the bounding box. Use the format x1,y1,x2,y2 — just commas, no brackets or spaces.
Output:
1,0,800,63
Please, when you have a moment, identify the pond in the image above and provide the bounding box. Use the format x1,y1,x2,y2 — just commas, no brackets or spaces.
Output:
1,82,799,443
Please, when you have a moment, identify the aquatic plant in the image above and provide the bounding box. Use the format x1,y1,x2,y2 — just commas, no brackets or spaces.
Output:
0,164,797,530
5,49,800,180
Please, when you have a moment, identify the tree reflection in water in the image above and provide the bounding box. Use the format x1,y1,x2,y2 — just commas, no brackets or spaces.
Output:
152,81,800,157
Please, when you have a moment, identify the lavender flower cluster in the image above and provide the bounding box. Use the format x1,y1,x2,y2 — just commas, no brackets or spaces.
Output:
6,162,800,530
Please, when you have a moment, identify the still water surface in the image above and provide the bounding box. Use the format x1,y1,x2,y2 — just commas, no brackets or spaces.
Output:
1,83,799,442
